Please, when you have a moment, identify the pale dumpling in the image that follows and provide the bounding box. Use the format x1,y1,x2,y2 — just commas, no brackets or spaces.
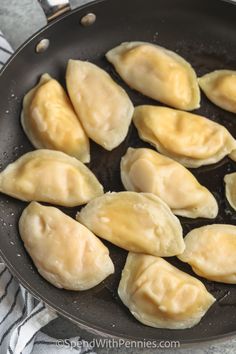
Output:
224,172,236,211
229,150,236,162
19,202,114,290
21,74,90,163
121,148,218,219
133,105,236,168
118,253,215,329
199,70,236,113
178,225,236,284
106,41,200,110
0,150,103,207
77,191,184,257
66,60,134,150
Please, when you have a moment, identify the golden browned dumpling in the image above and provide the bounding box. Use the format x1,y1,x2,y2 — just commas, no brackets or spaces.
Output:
21,74,90,163
133,105,236,168
118,253,215,329
66,60,134,150
178,225,236,284
19,202,114,290
121,148,218,218
106,42,200,110
199,70,236,113
224,172,236,211
0,150,103,207
77,192,184,257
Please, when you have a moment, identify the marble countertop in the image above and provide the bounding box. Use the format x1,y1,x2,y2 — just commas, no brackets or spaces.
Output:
0,0,236,353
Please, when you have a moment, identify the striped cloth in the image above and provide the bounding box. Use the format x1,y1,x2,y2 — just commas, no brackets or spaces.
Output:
0,33,96,354
0,32,13,68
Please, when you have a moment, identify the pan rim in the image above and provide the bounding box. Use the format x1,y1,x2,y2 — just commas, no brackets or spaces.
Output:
0,0,236,346
2,246,236,348
1,0,236,80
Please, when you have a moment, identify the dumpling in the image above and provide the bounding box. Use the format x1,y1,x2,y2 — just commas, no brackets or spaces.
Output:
19,202,114,290
118,253,215,329
178,225,236,284
121,147,218,219
66,60,134,150
224,172,236,211
0,149,103,207
77,191,184,257
229,150,236,162
199,70,236,113
21,73,90,163
133,105,236,168
106,41,200,110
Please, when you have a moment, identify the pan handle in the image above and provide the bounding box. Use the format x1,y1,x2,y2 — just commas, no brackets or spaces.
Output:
37,0,71,22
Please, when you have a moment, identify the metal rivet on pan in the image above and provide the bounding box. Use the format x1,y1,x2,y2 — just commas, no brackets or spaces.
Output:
36,39,50,53
80,13,96,27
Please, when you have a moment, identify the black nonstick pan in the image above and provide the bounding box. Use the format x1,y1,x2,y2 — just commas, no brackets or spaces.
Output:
0,0,236,346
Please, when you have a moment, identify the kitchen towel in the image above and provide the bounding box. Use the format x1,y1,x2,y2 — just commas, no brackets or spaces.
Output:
0,31,13,68
0,32,96,354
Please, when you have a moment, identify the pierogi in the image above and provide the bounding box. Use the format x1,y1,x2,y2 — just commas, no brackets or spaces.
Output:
0,150,103,207
224,172,236,211
199,70,236,113
133,105,236,168
229,150,236,162
21,73,90,163
121,147,218,218
19,202,114,290
106,41,200,110
77,191,184,257
118,253,215,329
178,224,236,283
66,60,134,150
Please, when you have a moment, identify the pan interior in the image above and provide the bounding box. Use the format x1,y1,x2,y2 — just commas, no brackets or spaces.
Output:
0,0,236,344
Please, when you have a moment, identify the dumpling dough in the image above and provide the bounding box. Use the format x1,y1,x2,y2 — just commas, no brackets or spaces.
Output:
199,70,236,113
121,147,218,218
106,41,200,110
133,105,236,168
66,60,134,150
19,202,114,290
178,225,236,284
229,150,236,162
77,191,184,257
118,253,215,329
0,149,103,207
21,74,90,163
224,172,236,211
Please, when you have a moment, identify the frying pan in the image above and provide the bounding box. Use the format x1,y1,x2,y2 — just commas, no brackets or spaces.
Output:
0,0,236,346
